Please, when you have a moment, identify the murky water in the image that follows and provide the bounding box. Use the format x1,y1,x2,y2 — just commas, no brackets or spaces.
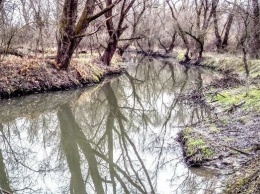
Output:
0,58,222,193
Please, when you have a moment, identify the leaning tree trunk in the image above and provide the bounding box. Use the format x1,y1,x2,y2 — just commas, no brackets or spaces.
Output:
55,0,78,69
101,0,133,65
167,0,190,61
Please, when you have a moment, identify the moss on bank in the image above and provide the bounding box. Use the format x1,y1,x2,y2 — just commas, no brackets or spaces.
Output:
0,56,124,99
209,86,260,112
179,128,215,167
175,49,260,193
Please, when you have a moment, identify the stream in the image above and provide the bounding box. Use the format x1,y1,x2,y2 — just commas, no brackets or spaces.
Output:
0,57,223,194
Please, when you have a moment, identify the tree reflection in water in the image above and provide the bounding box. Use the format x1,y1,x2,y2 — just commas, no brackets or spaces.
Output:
0,58,221,193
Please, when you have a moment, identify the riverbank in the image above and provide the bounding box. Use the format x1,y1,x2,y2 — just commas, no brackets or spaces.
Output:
176,50,260,193
174,50,260,77
0,55,124,99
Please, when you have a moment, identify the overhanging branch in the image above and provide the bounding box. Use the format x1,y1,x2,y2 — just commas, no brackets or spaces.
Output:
119,35,145,41
74,25,103,39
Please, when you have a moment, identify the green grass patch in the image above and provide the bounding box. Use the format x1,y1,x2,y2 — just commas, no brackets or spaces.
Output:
212,87,260,112
183,128,214,159
209,125,220,133
187,138,214,158
202,52,260,78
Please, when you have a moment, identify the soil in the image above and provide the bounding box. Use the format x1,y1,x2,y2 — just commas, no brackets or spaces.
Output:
177,64,260,193
0,56,124,99
224,156,260,194
178,110,259,168
210,74,245,88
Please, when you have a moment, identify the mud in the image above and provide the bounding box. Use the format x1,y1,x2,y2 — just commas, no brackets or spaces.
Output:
211,74,245,88
178,65,260,193
224,156,260,194
178,110,259,168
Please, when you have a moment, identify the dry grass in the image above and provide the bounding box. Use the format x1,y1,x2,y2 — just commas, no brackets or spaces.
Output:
0,54,123,98
174,49,260,78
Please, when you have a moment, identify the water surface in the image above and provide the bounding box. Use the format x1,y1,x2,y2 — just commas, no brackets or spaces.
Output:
0,58,222,193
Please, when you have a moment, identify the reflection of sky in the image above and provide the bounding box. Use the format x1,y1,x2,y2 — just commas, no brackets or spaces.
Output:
1,114,69,193
0,59,222,193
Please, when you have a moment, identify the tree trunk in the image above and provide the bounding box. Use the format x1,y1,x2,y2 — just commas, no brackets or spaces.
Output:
184,48,190,62
55,0,78,69
250,0,260,58
56,37,79,69
101,0,134,65
166,32,177,54
55,0,120,69
118,43,130,56
101,0,117,66
197,35,204,59
101,37,118,66
222,12,234,50
101,29,126,65
212,3,222,52
167,0,190,60
242,47,249,77
179,26,191,61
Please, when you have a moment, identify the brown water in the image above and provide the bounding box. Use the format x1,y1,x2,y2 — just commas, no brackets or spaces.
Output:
0,57,223,193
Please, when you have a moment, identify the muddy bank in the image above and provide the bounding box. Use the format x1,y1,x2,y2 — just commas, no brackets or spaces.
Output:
178,86,260,193
178,110,260,169
176,53,260,193
224,156,260,194
0,56,124,99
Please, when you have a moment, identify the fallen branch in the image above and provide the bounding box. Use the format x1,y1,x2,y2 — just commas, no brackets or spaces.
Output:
192,128,250,156
119,35,145,41
223,144,250,156
0,48,24,57
227,101,246,113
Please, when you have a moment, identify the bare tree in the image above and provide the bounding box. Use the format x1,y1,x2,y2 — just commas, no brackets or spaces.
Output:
157,5,177,54
182,0,218,60
167,0,191,61
100,0,136,65
213,0,236,52
56,0,121,69
117,0,147,56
